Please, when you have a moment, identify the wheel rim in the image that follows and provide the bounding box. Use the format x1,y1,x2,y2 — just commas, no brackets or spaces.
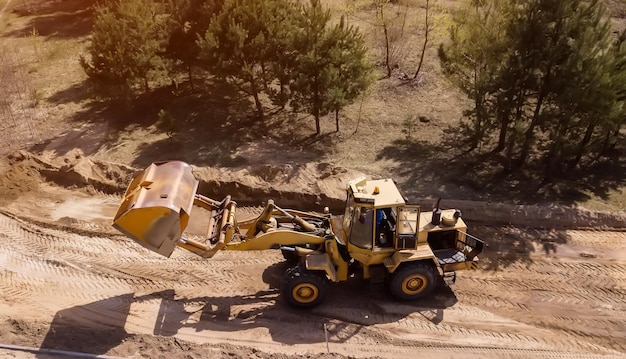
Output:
292,283,319,304
401,274,427,295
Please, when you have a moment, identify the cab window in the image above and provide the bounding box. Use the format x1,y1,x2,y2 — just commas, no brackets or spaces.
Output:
349,206,374,249
342,194,355,236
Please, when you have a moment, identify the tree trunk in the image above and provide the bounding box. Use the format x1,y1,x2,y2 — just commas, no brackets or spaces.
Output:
599,128,612,157
589,125,622,163
260,62,269,92
413,0,429,80
494,108,510,153
519,12,563,166
335,109,340,132
279,79,286,109
383,22,391,78
400,1,409,37
249,75,264,118
594,127,620,161
187,63,194,91
354,91,365,134
314,111,321,135
253,91,263,118
519,73,550,166
469,65,485,150
518,99,542,165
378,3,392,79
544,119,569,181
493,97,509,154
313,74,320,135
494,89,523,153
413,37,428,80
568,121,596,170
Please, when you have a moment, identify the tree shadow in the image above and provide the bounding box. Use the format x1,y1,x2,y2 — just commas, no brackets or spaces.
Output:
46,80,94,105
375,131,596,267
376,127,626,207
126,81,272,169
375,136,460,201
470,225,571,271
5,0,95,39
29,98,132,157
4,1,93,39
36,78,277,165
548,155,626,204
94,82,326,169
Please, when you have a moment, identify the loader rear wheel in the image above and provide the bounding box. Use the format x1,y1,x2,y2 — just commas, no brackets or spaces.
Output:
389,262,437,301
282,266,328,308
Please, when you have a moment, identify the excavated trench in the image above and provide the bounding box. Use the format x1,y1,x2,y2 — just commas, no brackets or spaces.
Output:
3,149,624,230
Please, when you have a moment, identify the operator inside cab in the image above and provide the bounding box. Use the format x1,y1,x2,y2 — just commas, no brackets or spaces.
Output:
376,208,395,248
349,206,396,250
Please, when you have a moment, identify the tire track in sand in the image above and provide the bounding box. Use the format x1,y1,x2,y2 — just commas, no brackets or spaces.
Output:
1,211,625,357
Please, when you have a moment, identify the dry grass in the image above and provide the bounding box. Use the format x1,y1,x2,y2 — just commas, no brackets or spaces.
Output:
1,0,624,211
0,0,92,153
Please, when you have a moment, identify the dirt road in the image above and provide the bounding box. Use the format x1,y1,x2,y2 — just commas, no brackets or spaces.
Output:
0,188,624,358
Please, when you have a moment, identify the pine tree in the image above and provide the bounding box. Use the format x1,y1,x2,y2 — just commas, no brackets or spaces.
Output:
497,0,619,177
290,0,372,135
80,0,169,102
542,0,616,177
165,0,223,90
441,0,622,179
326,16,373,132
604,29,626,156
264,0,301,108
197,0,291,117
438,0,508,149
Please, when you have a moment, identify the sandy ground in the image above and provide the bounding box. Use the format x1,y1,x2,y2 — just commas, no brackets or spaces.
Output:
0,2,624,356
0,159,624,359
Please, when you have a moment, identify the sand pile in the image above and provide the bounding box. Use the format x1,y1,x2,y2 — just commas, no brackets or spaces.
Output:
1,149,135,198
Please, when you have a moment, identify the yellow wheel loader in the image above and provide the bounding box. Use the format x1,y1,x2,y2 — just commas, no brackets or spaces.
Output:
113,161,484,308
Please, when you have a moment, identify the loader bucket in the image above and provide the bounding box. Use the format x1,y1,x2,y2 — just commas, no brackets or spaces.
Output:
113,161,198,257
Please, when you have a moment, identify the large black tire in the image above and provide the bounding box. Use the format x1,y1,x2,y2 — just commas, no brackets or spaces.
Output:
389,262,437,301
282,266,329,308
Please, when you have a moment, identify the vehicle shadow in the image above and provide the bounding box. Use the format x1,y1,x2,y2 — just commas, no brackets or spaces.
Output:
37,293,133,357
320,276,458,326
39,260,460,354
143,262,459,345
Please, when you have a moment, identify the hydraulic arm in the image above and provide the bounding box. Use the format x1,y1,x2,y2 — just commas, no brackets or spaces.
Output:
113,161,332,259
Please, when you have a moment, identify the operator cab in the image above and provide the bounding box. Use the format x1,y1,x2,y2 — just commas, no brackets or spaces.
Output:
342,178,420,251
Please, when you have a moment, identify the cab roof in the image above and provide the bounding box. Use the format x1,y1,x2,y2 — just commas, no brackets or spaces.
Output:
348,178,406,207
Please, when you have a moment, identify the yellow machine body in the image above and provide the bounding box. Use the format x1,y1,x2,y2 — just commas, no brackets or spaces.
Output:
112,161,198,257
112,161,484,308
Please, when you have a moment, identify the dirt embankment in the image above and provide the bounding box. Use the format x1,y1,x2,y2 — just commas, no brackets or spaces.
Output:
0,149,624,230
0,149,134,202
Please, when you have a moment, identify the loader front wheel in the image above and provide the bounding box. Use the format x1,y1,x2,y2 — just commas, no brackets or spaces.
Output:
389,262,437,301
282,266,328,308
281,248,300,265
